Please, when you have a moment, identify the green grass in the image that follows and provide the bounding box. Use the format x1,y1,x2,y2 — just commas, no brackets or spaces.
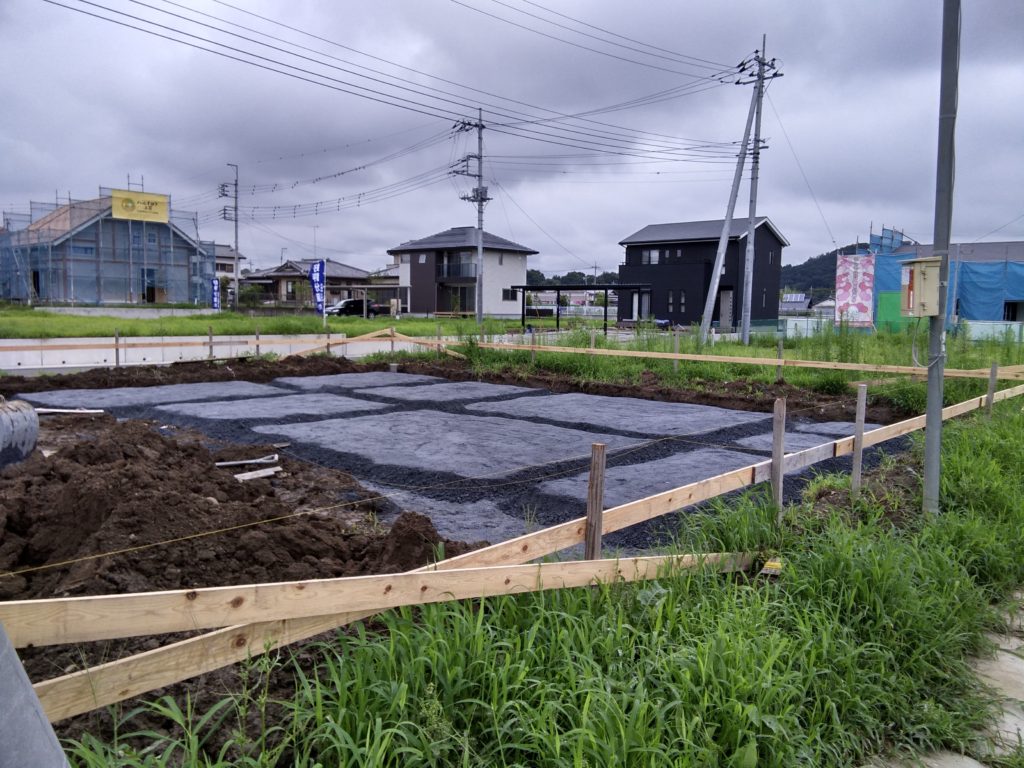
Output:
65,400,1024,766
0,305,561,339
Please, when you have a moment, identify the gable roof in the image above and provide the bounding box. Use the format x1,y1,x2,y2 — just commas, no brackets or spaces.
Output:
246,258,370,280
619,217,789,247
388,226,538,255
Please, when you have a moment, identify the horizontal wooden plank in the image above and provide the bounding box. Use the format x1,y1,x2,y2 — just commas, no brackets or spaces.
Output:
5,553,748,648
411,338,1024,380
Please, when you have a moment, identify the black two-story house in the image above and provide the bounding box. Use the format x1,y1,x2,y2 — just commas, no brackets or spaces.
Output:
617,218,787,329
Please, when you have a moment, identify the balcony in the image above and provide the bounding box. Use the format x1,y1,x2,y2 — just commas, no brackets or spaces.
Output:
436,262,477,280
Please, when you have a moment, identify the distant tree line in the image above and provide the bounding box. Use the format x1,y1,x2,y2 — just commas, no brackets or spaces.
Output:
526,269,619,286
779,242,866,303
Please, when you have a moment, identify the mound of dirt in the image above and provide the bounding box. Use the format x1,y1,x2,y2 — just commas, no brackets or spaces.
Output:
0,415,480,602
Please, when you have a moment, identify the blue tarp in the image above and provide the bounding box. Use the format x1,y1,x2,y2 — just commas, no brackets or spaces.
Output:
873,253,1024,322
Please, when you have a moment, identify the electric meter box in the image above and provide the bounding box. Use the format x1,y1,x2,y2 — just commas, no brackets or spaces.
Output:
900,257,941,317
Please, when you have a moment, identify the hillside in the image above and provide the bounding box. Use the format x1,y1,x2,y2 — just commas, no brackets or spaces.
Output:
780,243,865,302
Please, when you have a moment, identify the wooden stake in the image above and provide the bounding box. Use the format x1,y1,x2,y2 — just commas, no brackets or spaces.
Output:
207,326,214,359
673,329,680,373
771,397,786,515
531,330,536,365
987,362,998,416
584,443,607,560
851,384,867,498
114,329,120,367
776,339,784,383
590,328,596,352
255,327,260,357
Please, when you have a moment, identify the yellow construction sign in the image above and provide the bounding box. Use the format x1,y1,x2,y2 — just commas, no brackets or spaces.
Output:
110,189,169,223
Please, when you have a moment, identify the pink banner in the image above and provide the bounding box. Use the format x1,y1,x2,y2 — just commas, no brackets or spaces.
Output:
835,254,875,326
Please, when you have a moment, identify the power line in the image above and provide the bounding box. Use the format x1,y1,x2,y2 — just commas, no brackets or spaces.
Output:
476,0,735,74
450,0,732,80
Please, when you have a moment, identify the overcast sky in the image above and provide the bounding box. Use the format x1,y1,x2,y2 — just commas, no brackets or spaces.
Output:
2,1,1022,274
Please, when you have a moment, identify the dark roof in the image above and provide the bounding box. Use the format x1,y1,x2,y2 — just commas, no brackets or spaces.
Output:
247,259,370,280
388,226,538,255
891,241,1024,263
619,217,789,247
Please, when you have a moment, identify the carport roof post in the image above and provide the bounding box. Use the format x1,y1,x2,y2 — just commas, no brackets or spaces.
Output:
511,283,651,334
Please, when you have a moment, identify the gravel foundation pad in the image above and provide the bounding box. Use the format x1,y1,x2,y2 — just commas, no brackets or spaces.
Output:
273,372,444,390
466,392,766,435
19,381,285,409
537,447,761,507
156,393,389,420
352,381,541,401
735,430,837,452
253,410,642,477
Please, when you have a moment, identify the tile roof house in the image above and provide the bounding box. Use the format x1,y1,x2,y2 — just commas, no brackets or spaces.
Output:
387,226,537,317
241,258,377,305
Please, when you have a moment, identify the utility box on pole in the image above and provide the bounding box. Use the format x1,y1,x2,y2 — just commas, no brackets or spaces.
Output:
900,257,941,317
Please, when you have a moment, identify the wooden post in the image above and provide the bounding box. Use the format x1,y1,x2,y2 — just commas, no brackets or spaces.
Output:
208,326,214,359
390,327,395,355
255,327,260,357
590,328,596,352
584,443,607,560
987,362,999,416
531,330,537,365
436,323,442,359
326,331,331,356
771,397,786,516
851,384,867,498
673,329,680,373
114,329,120,367
776,339,784,383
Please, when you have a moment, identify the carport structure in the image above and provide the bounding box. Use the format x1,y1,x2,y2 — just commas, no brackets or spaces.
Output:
511,283,650,334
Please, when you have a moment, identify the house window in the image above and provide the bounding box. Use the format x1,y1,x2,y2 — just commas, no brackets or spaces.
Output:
418,253,427,264
667,290,674,313
285,280,296,300
641,248,660,265
399,254,410,264
680,290,686,313
502,288,518,301
769,250,774,265
762,289,767,308
70,245,95,256
147,232,157,245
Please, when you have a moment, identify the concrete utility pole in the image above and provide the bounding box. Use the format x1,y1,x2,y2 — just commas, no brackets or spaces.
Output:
226,163,239,310
923,0,960,514
740,39,767,344
699,84,757,344
457,110,490,324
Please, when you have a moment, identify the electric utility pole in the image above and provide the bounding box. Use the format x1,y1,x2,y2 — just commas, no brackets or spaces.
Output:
699,80,757,344
225,163,239,310
740,39,769,344
923,0,960,514
456,109,489,324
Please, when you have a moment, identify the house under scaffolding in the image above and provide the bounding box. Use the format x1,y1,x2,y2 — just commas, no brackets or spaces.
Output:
0,188,215,305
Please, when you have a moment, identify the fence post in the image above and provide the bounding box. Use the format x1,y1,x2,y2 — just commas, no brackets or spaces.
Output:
436,324,442,359
776,339,784,384
590,328,596,352
255,327,260,357
673,329,680,373
326,331,331,356
208,326,214,359
771,397,786,518
390,328,395,355
987,362,999,416
531,330,537,365
114,328,120,367
851,384,867,498
584,443,607,560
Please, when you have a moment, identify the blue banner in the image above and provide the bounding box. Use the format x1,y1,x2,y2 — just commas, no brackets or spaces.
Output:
308,259,326,314
211,278,221,310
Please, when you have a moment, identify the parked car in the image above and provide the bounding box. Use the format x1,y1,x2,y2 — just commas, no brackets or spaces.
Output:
325,298,388,317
